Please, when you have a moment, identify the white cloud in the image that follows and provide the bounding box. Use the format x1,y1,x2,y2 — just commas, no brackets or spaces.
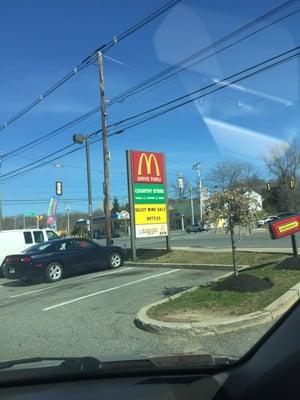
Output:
203,117,288,160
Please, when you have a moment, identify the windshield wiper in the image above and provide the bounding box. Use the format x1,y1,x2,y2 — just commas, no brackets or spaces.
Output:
0,356,101,375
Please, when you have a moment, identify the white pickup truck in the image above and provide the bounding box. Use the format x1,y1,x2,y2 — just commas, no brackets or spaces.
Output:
0,229,58,269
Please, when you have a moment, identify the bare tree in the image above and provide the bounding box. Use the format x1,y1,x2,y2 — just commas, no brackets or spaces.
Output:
263,140,300,211
206,161,260,191
264,141,300,184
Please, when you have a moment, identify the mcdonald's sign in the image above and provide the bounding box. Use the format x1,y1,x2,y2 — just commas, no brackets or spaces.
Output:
131,151,165,183
127,149,169,242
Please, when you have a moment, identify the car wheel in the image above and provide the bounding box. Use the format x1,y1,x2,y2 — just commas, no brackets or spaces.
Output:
45,262,63,282
108,252,123,269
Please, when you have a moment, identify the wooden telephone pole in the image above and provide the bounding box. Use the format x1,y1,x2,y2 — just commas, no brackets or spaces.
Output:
97,51,112,246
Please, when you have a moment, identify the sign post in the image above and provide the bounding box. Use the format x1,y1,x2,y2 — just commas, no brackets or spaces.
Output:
269,213,300,258
126,151,136,261
126,149,170,260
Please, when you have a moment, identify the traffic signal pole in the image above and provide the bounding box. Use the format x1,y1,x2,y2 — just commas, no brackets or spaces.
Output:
98,51,112,246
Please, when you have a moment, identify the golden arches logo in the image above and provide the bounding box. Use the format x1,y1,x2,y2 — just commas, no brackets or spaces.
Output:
137,153,160,176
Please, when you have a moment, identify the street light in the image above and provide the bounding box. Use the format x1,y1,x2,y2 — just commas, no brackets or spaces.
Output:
73,134,93,239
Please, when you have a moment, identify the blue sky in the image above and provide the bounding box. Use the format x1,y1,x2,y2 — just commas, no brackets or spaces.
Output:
0,0,299,216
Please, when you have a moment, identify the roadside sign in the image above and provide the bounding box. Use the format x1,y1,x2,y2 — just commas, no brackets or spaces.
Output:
127,149,171,259
269,214,300,239
120,210,130,220
24,212,36,217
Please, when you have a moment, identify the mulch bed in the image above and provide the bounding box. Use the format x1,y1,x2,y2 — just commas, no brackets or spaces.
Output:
276,257,300,270
213,273,273,293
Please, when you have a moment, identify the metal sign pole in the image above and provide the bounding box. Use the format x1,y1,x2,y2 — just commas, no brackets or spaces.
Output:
291,234,298,257
126,151,136,261
164,154,171,251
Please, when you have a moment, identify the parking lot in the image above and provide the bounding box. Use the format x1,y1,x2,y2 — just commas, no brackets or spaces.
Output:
0,263,275,362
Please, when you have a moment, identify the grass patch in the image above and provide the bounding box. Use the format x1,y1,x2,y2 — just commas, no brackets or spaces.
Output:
130,249,286,267
148,262,300,322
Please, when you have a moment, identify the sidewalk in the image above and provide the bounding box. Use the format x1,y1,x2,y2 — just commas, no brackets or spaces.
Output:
172,247,291,254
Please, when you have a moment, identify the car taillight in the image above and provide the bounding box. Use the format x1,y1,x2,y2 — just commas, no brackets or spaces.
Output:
5,256,20,264
21,256,32,264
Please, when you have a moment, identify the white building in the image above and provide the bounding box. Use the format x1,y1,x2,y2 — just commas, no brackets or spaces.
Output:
244,190,263,211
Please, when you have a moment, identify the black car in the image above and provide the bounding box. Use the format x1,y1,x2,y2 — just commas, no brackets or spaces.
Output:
2,238,124,283
185,223,207,233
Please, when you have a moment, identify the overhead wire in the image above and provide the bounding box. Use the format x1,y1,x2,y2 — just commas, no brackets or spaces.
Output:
2,45,299,183
0,0,180,133
3,0,298,161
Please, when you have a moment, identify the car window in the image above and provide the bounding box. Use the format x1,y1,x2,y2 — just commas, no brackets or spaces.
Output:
54,240,75,251
46,231,58,240
33,231,44,243
24,243,53,253
74,239,97,249
23,232,33,244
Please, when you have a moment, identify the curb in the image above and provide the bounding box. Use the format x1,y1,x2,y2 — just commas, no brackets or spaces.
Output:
134,279,300,337
124,261,250,271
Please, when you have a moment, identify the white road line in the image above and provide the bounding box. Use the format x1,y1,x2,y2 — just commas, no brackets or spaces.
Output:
8,267,134,299
43,269,181,311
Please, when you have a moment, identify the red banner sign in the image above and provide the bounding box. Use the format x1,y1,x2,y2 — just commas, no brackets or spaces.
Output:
269,214,300,239
131,151,165,184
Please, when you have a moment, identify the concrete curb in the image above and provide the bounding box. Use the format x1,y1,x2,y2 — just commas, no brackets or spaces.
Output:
134,278,300,337
124,261,250,271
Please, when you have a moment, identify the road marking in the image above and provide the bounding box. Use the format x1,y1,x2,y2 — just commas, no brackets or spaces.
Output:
8,267,134,299
43,269,181,311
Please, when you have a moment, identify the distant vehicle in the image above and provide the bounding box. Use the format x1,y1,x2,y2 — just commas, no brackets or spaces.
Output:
0,229,58,271
256,219,265,227
264,216,278,225
264,213,297,225
2,238,124,283
186,223,207,233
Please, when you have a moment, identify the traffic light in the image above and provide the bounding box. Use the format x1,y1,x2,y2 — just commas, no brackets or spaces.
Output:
289,178,296,189
56,181,63,196
266,183,271,191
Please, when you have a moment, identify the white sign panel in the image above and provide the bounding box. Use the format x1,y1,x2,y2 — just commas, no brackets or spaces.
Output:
135,223,168,238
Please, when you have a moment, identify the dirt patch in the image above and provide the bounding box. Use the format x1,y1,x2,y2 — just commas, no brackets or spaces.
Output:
276,257,300,271
213,273,273,293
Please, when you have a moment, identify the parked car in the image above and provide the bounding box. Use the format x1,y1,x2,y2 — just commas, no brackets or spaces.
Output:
264,215,278,225
2,238,123,283
0,229,58,275
186,223,207,233
256,219,265,227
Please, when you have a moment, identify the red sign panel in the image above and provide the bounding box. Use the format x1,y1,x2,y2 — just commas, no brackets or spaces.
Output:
269,214,300,239
131,151,165,184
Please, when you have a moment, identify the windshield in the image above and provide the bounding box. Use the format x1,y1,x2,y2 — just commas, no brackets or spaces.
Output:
0,0,299,381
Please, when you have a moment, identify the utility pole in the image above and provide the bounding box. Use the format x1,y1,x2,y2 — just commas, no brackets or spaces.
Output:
73,134,93,239
98,50,112,246
189,183,195,225
0,151,3,231
193,162,203,223
66,204,71,236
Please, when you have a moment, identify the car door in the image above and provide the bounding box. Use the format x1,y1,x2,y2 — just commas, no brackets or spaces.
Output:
49,240,84,276
72,239,101,272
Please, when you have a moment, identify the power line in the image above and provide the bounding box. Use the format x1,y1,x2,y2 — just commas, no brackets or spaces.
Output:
3,0,297,161
107,0,299,105
0,0,180,133
2,45,299,183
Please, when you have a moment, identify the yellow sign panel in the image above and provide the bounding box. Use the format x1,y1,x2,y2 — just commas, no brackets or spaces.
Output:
278,221,299,233
134,204,167,225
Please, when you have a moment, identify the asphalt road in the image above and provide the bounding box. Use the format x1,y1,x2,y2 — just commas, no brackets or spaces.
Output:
98,230,299,252
0,264,275,364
